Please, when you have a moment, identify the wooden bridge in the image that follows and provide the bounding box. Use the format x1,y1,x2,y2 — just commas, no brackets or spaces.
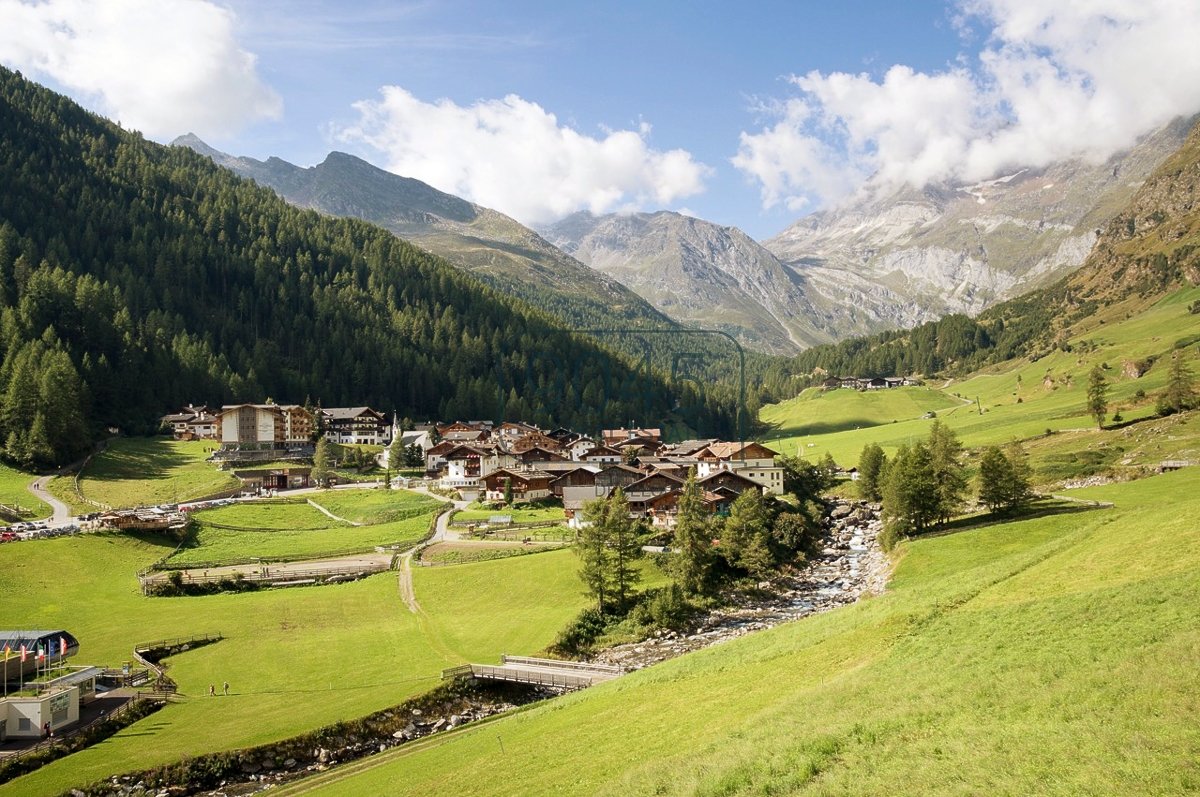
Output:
442,655,623,689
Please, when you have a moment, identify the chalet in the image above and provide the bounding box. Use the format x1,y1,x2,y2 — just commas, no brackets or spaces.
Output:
839,376,861,389
627,471,685,494
567,436,598,460
884,377,905,388
494,421,540,440
548,466,599,498
160,405,219,440
691,441,783,494
481,468,554,502
322,407,389,446
698,468,764,498
545,427,577,443
424,440,460,473
864,377,888,390
612,436,662,455
514,446,568,465
595,464,645,488
602,427,663,447
437,421,490,436
821,377,842,390
580,444,623,464
441,429,490,444
563,485,612,526
510,432,563,453
661,439,718,458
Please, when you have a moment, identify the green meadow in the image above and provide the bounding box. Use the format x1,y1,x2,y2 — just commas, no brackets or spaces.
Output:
274,467,1200,797
763,286,1200,470
0,462,48,518
0,539,587,797
167,490,444,567
74,438,238,508
452,503,567,525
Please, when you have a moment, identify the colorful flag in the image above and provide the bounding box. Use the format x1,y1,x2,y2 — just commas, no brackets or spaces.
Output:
59,637,67,656
36,645,45,660
2,643,9,660
19,644,27,662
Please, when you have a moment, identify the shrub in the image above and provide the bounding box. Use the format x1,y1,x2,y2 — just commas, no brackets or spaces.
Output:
547,608,607,658
878,524,902,553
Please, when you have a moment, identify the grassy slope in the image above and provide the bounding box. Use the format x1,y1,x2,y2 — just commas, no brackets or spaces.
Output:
0,462,49,518
764,286,1200,469
76,438,238,508
0,538,590,797
284,467,1200,797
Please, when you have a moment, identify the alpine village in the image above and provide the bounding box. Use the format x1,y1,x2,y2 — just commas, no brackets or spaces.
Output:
2,3,1200,796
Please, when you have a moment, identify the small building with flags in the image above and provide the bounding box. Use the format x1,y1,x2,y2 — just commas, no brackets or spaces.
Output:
0,630,79,682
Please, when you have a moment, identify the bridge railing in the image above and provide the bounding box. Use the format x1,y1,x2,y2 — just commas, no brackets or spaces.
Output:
501,655,623,675
468,664,595,689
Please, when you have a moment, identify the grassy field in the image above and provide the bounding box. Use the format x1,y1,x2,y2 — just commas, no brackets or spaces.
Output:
166,490,444,567
0,462,49,518
312,489,443,525
452,503,566,525
0,532,592,797
762,287,1200,473
274,466,1200,797
75,438,237,508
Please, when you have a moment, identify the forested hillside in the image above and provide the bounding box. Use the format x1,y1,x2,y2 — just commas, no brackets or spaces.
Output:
754,117,1200,395
0,68,731,468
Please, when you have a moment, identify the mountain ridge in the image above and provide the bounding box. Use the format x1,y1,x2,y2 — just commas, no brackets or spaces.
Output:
171,136,675,333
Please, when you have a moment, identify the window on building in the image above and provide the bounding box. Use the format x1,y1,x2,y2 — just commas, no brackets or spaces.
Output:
18,717,31,731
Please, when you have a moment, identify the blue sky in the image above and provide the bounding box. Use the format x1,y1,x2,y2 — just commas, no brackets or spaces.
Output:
3,0,1200,239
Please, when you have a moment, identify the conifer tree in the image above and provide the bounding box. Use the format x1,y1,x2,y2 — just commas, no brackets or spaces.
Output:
857,442,887,502
928,420,967,525
1087,365,1109,429
311,437,333,488
577,496,614,613
723,489,773,579
977,446,1013,513
671,470,714,595
1157,350,1196,416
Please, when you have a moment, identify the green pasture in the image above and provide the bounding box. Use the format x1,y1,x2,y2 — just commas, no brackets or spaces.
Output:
452,503,566,525
312,489,443,525
763,287,1200,472
279,467,1200,797
0,462,49,519
166,490,444,567
0,529,593,796
74,438,237,509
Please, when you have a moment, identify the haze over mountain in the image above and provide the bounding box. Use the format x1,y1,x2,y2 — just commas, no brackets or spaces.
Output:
172,135,675,333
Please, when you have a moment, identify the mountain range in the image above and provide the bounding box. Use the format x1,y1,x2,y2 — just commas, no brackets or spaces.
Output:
178,118,1193,358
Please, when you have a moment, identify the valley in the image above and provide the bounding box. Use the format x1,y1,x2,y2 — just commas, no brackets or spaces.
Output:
3,17,1200,796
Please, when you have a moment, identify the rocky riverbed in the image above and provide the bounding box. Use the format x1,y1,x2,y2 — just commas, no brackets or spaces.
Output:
592,499,889,670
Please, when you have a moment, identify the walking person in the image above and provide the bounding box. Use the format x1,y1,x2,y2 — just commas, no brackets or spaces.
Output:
208,683,215,697
223,681,229,696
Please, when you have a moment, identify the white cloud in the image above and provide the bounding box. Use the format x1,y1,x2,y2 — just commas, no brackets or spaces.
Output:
335,87,710,226
0,0,281,139
734,0,1200,211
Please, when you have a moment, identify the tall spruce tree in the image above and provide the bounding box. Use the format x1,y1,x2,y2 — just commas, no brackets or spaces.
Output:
857,442,887,502
927,420,967,526
671,470,714,595
881,441,939,537
722,489,773,579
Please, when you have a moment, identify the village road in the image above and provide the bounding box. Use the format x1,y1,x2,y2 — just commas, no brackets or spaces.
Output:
29,476,72,525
